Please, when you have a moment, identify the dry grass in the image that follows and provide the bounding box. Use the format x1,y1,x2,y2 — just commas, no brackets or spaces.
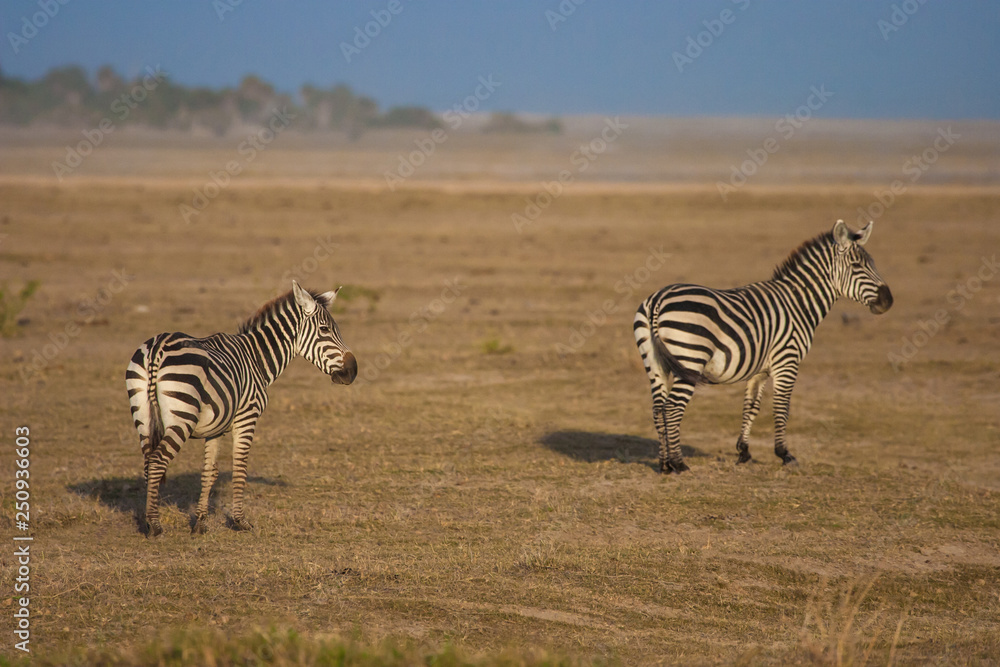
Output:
0,132,998,665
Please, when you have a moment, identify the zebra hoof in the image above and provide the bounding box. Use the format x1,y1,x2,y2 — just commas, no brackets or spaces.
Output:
147,521,163,538
660,459,690,474
781,454,798,467
231,517,254,532
192,518,208,535
737,451,752,464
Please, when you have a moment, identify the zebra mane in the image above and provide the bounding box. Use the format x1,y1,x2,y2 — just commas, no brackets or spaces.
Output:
237,288,333,334
771,231,834,281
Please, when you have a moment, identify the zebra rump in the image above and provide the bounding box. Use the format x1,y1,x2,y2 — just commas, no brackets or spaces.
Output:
651,331,703,386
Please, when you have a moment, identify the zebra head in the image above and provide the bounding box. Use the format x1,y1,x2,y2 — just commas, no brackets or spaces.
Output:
831,220,893,315
291,281,358,384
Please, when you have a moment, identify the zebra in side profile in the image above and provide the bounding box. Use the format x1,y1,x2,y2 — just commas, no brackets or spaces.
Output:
634,220,893,473
125,281,357,536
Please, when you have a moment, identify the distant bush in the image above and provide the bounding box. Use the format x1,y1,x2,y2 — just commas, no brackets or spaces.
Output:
367,105,442,130
300,83,378,138
482,112,563,134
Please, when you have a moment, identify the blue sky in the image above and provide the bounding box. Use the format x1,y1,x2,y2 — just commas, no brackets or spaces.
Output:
3,1,999,119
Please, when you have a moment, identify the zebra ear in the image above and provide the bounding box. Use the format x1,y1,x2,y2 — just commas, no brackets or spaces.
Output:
316,287,340,308
291,280,318,316
855,220,873,246
832,219,853,248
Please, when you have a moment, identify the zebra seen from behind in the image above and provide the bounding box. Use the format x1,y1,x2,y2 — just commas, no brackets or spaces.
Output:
126,281,358,536
634,220,893,473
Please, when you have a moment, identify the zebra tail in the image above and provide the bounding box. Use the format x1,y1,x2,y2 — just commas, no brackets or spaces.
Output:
651,322,704,386
146,348,165,454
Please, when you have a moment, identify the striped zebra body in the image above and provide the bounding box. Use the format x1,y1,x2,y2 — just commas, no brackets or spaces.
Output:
126,281,357,536
634,220,892,473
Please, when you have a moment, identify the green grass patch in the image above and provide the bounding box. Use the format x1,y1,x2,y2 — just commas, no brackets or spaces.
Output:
20,626,596,667
0,279,39,337
480,337,514,355
331,285,381,314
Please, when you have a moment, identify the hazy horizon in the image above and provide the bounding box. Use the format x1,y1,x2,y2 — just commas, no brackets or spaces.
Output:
3,1,1000,121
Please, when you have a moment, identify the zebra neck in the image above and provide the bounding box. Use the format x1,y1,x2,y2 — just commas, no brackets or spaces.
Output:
774,264,838,328
242,316,297,385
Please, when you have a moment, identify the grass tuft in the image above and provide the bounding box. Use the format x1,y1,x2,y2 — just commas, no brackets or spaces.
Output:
797,575,909,667
0,279,40,337
331,285,381,314
480,337,514,355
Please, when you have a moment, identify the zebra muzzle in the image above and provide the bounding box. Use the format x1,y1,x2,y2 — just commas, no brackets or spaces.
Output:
869,284,893,314
331,351,358,385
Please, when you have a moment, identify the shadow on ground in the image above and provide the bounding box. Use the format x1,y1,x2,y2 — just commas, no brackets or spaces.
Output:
540,430,708,470
67,473,289,531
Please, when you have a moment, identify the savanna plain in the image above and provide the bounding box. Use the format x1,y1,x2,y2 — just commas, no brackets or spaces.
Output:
1,120,999,665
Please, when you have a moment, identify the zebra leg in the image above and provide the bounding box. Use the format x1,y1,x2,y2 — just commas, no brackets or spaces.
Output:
141,437,168,488
193,437,222,534
661,380,695,473
649,376,681,474
229,417,259,531
634,305,689,474
771,364,800,465
652,400,672,472
736,372,768,464
140,435,152,486
144,427,190,536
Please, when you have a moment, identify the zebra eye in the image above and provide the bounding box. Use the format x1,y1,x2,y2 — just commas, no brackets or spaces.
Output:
318,324,331,334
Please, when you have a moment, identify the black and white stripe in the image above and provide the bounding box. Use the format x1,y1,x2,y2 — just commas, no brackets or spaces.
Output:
126,281,357,536
634,220,893,473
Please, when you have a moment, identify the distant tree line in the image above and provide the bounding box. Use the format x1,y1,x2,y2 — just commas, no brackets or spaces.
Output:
0,65,561,138
0,65,438,138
